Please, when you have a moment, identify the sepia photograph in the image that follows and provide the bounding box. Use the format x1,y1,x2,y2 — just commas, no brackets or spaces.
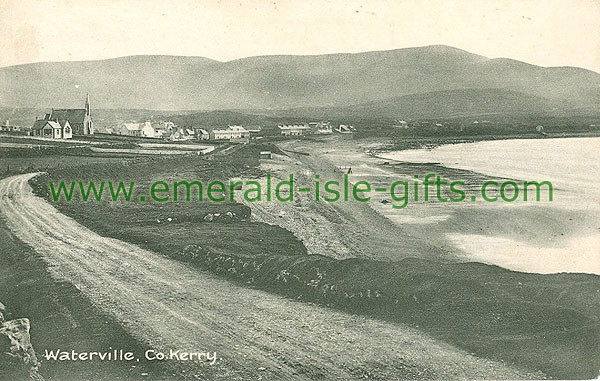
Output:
0,0,599,380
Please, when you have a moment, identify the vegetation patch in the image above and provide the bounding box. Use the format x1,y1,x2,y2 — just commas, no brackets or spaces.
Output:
174,245,598,380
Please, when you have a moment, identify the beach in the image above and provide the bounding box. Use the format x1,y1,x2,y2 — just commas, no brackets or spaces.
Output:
251,136,600,275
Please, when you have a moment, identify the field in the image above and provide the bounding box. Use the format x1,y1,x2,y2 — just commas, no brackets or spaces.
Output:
28,142,306,258
14,135,599,379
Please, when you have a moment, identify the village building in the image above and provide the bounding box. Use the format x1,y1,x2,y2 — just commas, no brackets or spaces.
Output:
152,127,166,139
119,122,155,138
244,125,262,139
150,121,178,139
210,125,250,142
39,94,93,135
170,128,195,141
259,151,272,159
156,121,177,132
31,119,72,139
164,121,177,130
393,120,409,129
309,121,333,134
167,129,183,141
152,124,167,138
0,120,21,133
195,128,210,140
245,125,262,134
278,124,311,136
184,128,195,139
335,124,356,134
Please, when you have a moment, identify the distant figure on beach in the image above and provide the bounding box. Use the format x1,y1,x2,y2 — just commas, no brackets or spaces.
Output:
536,125,547,136
347,167,352,174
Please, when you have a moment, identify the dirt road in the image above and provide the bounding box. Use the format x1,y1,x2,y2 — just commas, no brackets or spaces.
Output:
0,173,533,380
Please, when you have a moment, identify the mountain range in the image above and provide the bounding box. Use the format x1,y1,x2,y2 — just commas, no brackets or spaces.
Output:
1,45,598,118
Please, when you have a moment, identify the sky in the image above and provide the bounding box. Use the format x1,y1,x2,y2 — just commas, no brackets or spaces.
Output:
1,0,599,73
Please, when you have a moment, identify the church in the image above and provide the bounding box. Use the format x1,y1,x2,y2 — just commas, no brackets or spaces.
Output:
34,94,94,136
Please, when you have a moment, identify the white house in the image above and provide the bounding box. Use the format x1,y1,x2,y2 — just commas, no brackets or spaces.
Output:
211,125,250,141
278,124,311,136
393,120,409,129
195,128,210,140
153,125,167,138
245,125,262,134
309,121,332,134
1,120,21,132
119,122,155,138
335,124,356,134
31,119,72,139
259,151,272,159
184,129,195,140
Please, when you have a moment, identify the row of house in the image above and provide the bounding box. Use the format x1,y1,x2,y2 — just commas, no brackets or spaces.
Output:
113,123,251,142
278,124,311,136
394,119,496,129
277,121,354,136
115,121,347,141
23,96,353,142
211,125,250,142
0,120,21,133
114,121,197,140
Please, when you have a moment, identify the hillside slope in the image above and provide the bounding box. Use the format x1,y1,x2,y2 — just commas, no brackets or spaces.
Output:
324,88,586,119
1,45,598,113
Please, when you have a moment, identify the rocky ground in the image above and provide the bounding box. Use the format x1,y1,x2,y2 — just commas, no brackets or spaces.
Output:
0,301,44,380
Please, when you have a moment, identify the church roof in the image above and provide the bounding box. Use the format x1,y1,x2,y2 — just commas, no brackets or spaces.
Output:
48,109,87,124
32,120,46,130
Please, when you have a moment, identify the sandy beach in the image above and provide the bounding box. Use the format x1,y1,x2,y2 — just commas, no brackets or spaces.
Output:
239,136,600,275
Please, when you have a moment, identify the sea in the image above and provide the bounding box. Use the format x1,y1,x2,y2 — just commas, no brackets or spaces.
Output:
379,137,600,275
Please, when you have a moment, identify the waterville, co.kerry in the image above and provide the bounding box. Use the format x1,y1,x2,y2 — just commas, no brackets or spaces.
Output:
42,349,218,364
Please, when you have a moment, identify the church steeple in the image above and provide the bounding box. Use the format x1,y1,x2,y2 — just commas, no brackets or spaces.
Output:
85,93,90,116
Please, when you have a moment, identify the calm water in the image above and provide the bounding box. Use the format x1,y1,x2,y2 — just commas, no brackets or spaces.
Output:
383,137,600,203
380,137,600,275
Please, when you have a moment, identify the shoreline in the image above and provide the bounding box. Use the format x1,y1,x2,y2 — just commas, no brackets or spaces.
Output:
274,135,600,275
366,130,600,155
363,135,600,275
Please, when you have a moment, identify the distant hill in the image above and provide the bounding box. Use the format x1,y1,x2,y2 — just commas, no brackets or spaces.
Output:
1,45,599,117
306,88,598,119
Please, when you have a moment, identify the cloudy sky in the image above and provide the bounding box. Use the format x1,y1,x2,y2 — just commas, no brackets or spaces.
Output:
1,0,599,72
